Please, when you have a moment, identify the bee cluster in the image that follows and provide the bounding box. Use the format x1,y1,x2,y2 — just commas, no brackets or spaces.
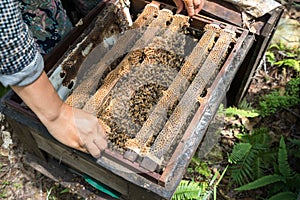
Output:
129,83,167,126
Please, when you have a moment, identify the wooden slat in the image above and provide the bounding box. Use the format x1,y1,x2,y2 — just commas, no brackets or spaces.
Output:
65,3,160,109
28,129,170,199
226,7,283,105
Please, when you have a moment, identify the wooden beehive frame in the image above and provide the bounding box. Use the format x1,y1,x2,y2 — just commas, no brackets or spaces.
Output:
56,0,252,196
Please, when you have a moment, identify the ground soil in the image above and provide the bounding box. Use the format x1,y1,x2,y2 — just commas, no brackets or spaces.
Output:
0,1,299,199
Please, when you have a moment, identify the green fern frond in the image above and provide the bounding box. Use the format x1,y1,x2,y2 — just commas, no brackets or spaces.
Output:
287,138,300,159
275,59,300,72
254,157,264,178
286,77,300,96
235,174,284,191
191,156,201,166
267,191,297,200
229,128,277,186
259,78,300,117
288,138,300,147
258,150,278,169
240,129,276,167
228,143,252,164
189,157,211,178
217,103,225,115
229,144,260,185
172,180,208,200
238,100,255,110
278,136,293,178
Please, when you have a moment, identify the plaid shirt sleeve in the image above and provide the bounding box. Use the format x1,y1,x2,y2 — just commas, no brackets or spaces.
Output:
0,0,43,86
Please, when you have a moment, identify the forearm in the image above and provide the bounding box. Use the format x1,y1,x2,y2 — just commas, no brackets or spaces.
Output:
11,71,64,125
11,71,81,150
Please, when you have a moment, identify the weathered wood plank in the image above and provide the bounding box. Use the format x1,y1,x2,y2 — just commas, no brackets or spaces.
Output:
23,153,118,200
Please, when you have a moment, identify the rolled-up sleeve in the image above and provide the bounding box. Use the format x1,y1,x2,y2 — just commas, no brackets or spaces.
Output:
0,0,43,87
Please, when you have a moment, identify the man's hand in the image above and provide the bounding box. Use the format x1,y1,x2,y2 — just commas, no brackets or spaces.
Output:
46,104,108,158
12,72,108,158
173,0,205,16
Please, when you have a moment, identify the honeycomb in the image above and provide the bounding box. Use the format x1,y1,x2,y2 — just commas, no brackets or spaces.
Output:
64,4,238,172
82,8,173,114
65,4,160,109
99,63,177,152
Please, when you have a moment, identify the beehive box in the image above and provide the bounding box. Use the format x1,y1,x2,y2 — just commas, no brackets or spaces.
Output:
0,0,283,199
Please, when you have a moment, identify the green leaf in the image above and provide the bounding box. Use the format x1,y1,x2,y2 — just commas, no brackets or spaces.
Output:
268,191,297,200
225,107,260,118
275,59,300,72
288,173,300,190
286,52,297,57
235,174,284,191
288,138,300,146
258,89,300,117
189,157,211,178
286,77,300,96
229,143,260,186
266,51,276,66
278,136,292,178
0,192,7,198
191,156,201,166
59,188,70,194
268,43,280,50
240,128,271,146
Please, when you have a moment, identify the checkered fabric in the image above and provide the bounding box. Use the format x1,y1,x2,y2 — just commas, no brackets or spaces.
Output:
0,0,38,75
